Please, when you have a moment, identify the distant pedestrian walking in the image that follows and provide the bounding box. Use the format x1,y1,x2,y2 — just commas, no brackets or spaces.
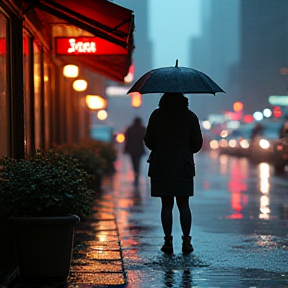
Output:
144,93,203,254
279,117,288,138
250,123,263,143
124,117,146,185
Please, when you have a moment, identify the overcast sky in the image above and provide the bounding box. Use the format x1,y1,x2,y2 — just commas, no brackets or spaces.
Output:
148,0,202,68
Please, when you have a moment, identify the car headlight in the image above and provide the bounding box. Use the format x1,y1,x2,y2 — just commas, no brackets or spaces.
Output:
259,139,270,149
229,139,237,148
210,140,219,149
240,139,249,149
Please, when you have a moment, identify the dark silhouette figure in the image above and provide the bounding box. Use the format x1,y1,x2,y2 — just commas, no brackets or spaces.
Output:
279,118,288,138
144,93,203,254
124,117,146,185
250,123,263,142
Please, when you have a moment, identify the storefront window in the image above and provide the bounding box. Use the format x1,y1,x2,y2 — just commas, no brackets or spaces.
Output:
23,32,32,156
0,12,9,157
34,41,41,149
44,53,51,149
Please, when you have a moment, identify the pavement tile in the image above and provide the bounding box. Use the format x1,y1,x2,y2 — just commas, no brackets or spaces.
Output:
67,188,127,287
79,241,121,251
93,234,119,242
67,272,125,286
71,260,123,273
94,199,114,208
75,250,122,261
92,212,115,221
75,230,118,237
73,233,119,242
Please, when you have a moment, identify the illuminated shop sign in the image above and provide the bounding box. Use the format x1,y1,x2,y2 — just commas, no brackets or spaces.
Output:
55,37,128,55
268,95,288,106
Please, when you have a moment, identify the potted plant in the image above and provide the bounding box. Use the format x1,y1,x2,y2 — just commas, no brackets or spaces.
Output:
79,138,117,175
55,142,107,191
0,150,94,285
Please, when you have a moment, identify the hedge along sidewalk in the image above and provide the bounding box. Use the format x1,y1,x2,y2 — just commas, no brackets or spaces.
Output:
67,191,127,288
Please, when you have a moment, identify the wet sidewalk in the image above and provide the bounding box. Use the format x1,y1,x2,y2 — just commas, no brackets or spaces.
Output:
67,190,127,288
5,152,288,287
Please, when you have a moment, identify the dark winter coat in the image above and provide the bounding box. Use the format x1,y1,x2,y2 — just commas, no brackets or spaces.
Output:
144,93,203,197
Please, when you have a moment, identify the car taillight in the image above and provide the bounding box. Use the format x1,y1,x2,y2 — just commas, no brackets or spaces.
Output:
276,145,283,151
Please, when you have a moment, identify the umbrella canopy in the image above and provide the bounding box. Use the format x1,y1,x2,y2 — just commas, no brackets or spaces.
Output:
127,60,225,95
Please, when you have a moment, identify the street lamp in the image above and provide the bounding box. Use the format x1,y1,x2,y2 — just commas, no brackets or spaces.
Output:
233,101,244,112
124,62,134,83
73,79,88,91
130,92,142,107
97,110,108,120
86,95,107,110
63,65,79,78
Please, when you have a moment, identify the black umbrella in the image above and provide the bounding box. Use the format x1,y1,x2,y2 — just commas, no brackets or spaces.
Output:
127,60,225,95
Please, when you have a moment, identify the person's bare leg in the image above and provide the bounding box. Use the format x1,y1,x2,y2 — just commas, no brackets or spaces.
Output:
176,196,194,253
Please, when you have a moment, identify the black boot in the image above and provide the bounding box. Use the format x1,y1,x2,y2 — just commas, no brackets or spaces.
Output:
161,236,173,254
182,236,194,254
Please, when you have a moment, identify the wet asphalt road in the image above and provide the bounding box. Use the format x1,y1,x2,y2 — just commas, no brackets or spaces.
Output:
109,151,288,288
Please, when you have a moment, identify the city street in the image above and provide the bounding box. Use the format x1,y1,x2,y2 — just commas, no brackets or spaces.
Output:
109,151,288,288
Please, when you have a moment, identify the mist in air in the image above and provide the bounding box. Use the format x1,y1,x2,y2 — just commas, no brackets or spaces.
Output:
105,0,288,134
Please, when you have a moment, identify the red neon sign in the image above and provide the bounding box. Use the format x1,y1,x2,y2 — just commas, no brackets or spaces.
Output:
0,38,29,55
55,37,128,56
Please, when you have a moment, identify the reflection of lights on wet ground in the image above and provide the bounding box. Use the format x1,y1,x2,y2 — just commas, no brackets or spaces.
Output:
203,180,210,190
259,163,270,194
219,154,228,165
259,162,270,178
256,235,277,248
260,195,270,219
219,154,228,174
209,150,219,158
99,235,107,242
226,158,248,219
258,163,270,219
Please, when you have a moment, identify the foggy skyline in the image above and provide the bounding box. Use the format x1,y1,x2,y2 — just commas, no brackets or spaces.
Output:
106,0,288,133
148,0,202,68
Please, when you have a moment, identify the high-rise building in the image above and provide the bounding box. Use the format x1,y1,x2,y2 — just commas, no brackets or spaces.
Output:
189,0,240,119
236,0,288,115
103,0,153,132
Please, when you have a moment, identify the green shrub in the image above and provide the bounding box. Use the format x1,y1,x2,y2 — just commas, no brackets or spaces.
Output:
55,143,105,176
79,139,117,174
0,150,94,218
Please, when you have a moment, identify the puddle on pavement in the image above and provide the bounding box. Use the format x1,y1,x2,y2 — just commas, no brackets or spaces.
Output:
144,253,210,270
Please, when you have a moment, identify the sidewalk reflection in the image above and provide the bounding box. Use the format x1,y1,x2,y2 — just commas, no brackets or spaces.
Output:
227,158,248,219
258,163,271,219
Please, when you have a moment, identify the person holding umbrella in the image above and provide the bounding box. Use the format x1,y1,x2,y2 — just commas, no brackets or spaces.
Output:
144,93,203,254
128,60,225,253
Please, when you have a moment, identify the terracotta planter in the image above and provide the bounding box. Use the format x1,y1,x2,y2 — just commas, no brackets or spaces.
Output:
9,215,79,285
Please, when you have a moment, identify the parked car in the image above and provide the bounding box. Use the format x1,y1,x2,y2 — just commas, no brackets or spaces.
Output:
249,120,283,163
272,135,288,172
218,123,254,157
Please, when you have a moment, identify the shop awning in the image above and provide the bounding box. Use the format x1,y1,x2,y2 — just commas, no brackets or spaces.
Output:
60,54,131,82
22,0,135,82
23,0,134,49
54,36,133,82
